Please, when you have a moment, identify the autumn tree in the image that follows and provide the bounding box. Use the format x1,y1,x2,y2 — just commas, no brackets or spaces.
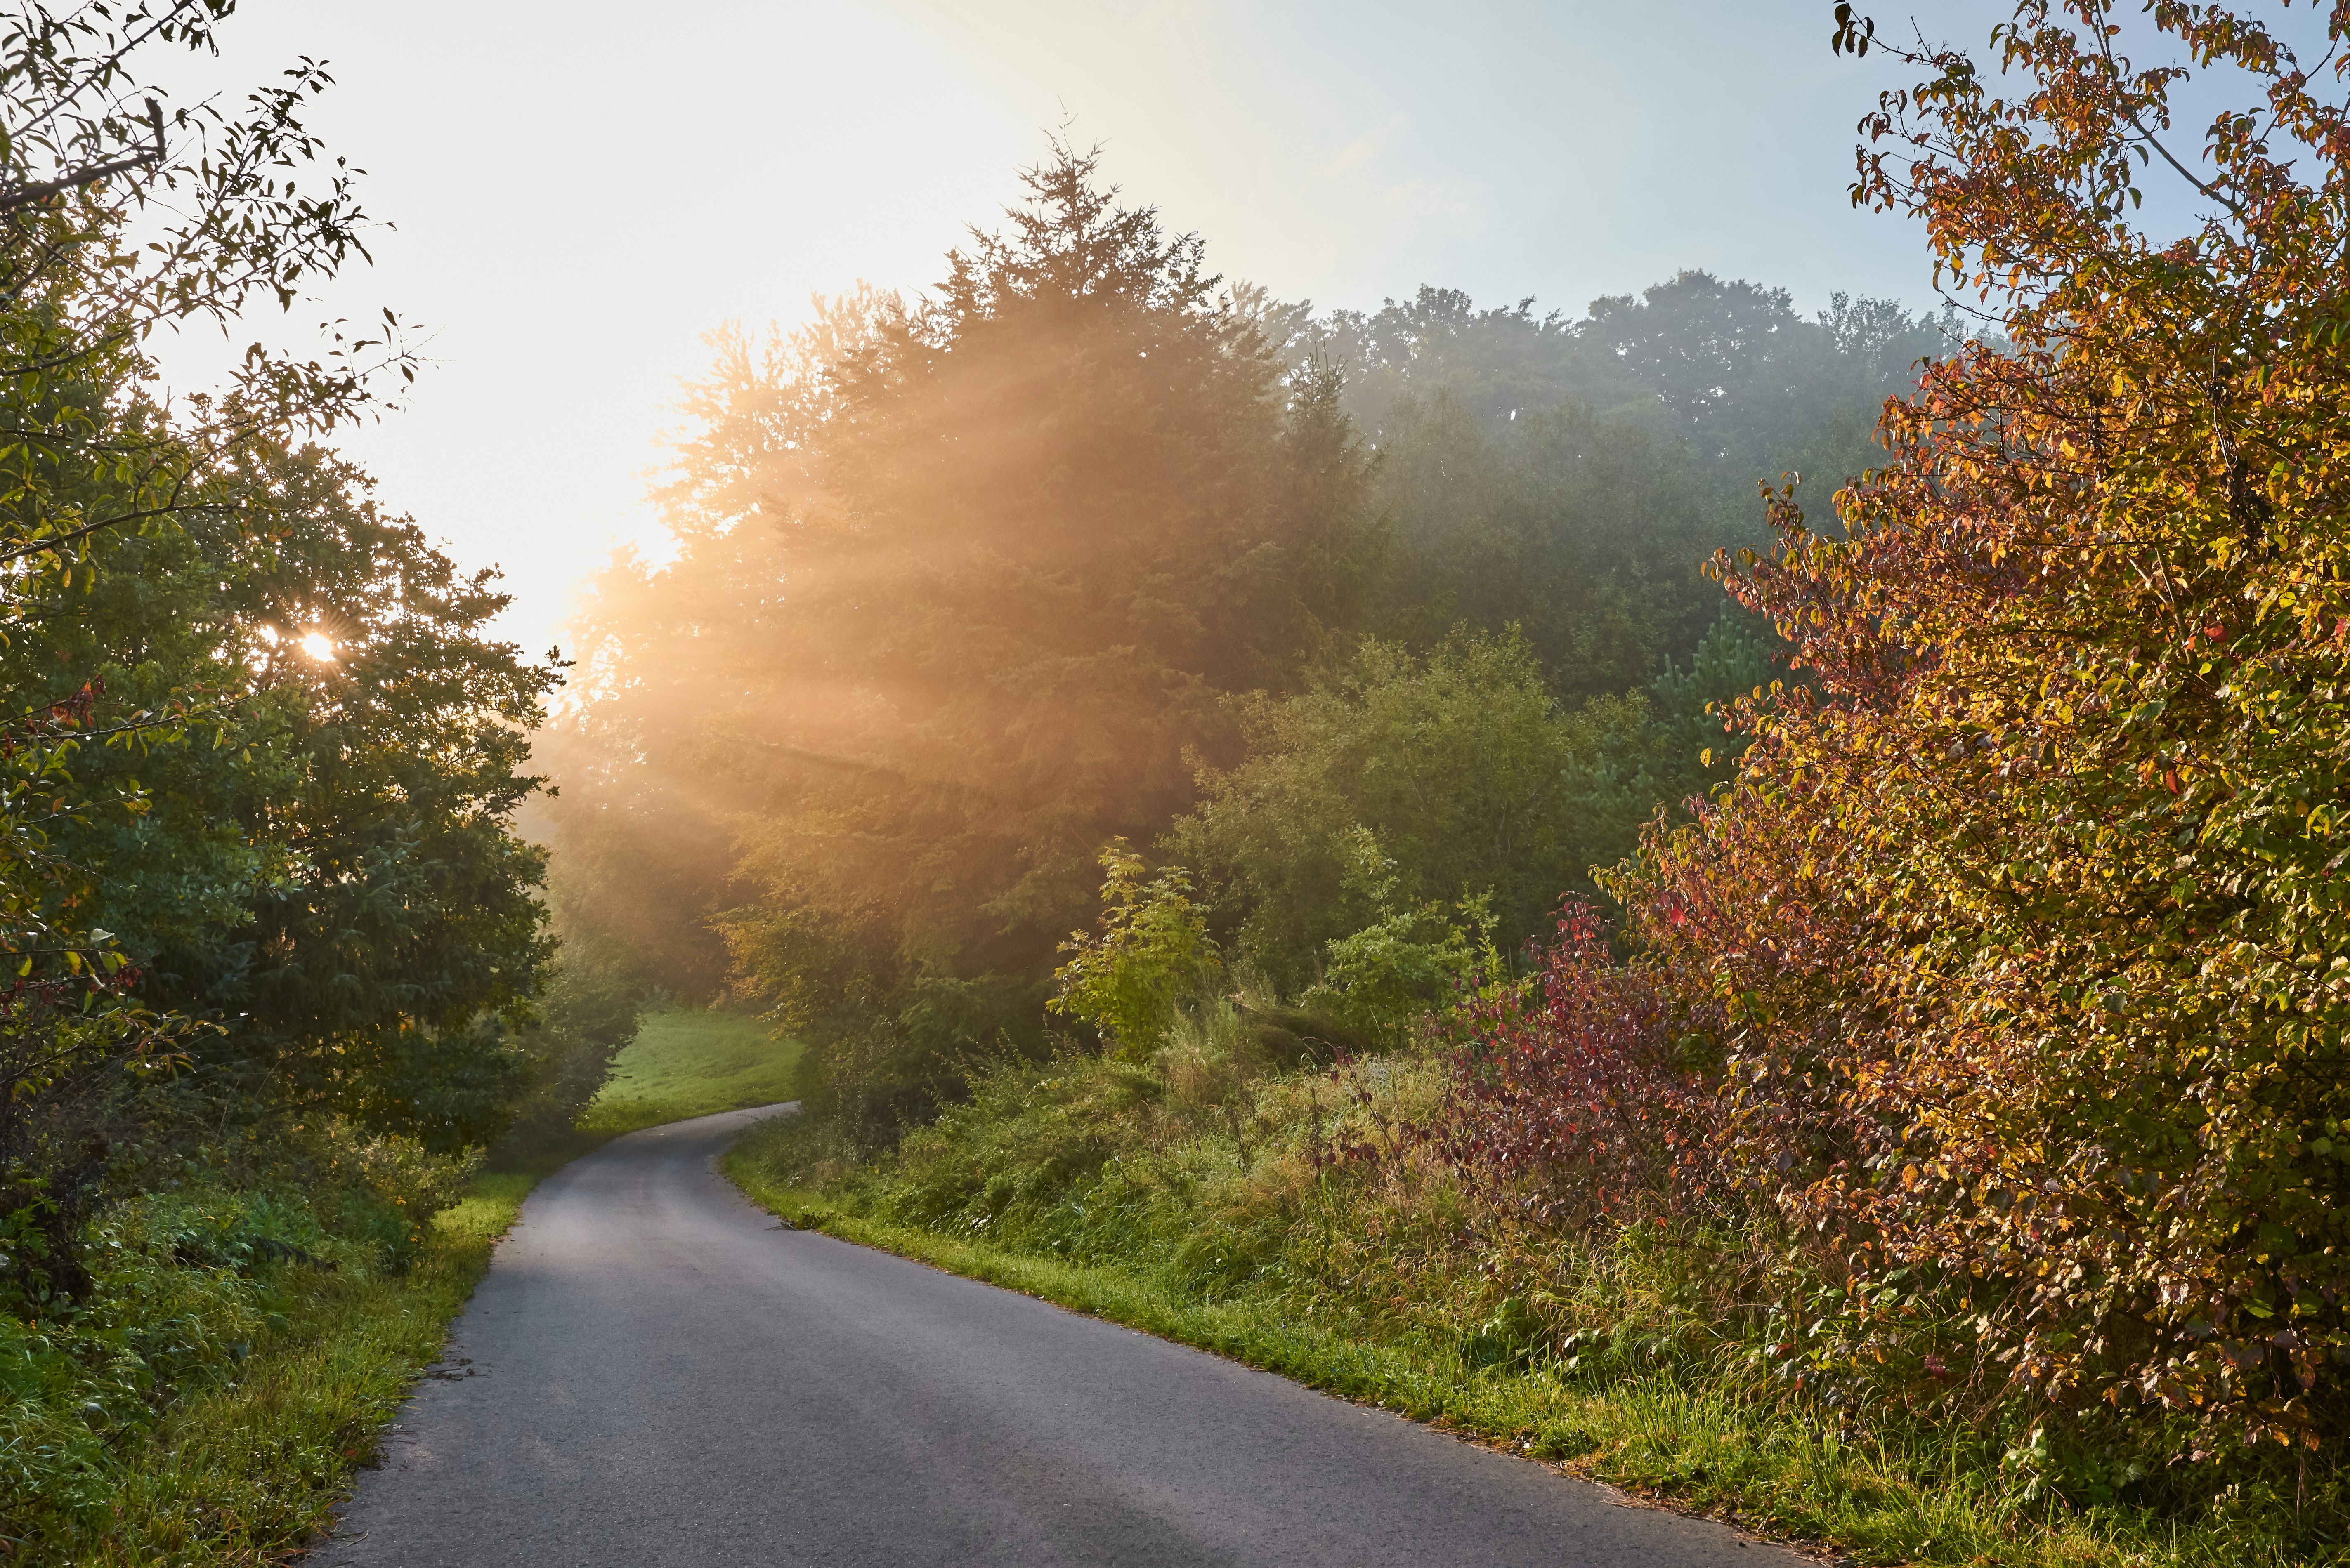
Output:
1612,0,2350,1462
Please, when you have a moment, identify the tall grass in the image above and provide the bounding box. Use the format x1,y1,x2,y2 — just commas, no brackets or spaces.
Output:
2,1165,546,1564
728,1010,2347,1568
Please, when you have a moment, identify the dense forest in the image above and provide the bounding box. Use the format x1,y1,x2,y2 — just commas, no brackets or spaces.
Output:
4,0,2347,1562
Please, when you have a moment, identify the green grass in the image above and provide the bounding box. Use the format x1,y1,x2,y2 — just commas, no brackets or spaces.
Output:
727,1172,2292,1568
33,1172,536,1566
581,1007,801,1136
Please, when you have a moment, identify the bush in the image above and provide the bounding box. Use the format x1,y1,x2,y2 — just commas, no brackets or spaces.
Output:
0,1107,483,1543
1167,622,1766,994
1048,842,1221,1057
1416,902,1732,1231
496,953,644,1158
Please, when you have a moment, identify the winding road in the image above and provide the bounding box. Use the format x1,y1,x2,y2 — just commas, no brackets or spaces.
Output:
316,1106,1798,1567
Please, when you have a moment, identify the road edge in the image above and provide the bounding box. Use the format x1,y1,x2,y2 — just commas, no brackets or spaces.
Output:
721,1142,1849,1568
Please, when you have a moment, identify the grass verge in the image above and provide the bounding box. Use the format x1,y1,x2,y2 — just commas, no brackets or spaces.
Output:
19,1012,800,1567
728,1152,2324,1568
43,1168,555,1565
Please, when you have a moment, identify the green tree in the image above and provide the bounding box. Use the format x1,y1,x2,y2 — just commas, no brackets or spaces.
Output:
559,145,1389,1130
1302,274,1956,494
1278,276,1954,697
1373,391,1727,699
1048,841,1220,1057
1167,627,1743,992
0,0,559,1292
5,401,562,1153
497,948,643,1155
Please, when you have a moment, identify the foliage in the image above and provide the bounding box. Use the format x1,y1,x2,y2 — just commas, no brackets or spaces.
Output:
1607,0,2350,1468
1167,625,1760,992
1285,828,1497,1039
496,950,644,1155
1410,902,1731,1232
0,1123,472,1537
560,144,1387,1129
0,4,571,1541
90,434,561,1150
1366,391,1730,700
0,0,563,1172
0,397,562,1156
0,0,408,415
1301,274,1957,495
0,957,189,1311
1049,841,1221,1056
730,2,2350,1537
1641,611,1778,783
0,1165,539,1566
1272,276,1957,696
553,173,1943,1133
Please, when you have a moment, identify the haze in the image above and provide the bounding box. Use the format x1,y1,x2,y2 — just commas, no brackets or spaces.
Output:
17,4,2350,1556
153,0,2025,657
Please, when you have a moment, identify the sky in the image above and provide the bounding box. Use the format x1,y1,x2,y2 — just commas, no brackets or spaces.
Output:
153,0,2033,656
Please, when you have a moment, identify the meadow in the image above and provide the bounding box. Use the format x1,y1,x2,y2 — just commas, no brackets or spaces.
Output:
578,1009,803,1136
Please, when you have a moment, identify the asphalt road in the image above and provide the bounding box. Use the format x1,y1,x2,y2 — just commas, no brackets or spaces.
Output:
316,1105,1798,1568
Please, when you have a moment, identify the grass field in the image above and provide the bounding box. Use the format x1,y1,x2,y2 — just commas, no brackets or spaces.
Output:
580,1007,802,1136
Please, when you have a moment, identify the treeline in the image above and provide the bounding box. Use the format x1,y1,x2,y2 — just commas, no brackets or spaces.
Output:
727,3,2350,1554
0,9,616,1548
548,151,1944,1138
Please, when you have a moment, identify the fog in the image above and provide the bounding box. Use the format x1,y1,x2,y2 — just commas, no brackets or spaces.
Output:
146,0,2029,658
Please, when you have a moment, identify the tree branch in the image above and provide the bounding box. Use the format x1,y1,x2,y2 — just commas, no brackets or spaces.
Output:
0,98,165,217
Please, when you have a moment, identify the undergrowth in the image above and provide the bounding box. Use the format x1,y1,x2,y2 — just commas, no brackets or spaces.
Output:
727,1004,2348,1568
0,1137,555,1564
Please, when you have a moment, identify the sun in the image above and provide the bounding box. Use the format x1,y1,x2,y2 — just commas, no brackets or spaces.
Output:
299,631,337,661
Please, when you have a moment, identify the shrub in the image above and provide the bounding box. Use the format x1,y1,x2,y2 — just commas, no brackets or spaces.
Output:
1418,902,1734,1231
1049,842,1221,1058
1605,0,2350,1466
0,1162,423,1535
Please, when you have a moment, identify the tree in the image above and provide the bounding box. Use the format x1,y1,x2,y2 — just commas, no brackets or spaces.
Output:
2,394,562,1155
1297,274,1956,489
1614,0,2350,1462
560,145,1388,1130
1372,392,1727,699
0,1,556,1308
1271,276,1952,697
0,0,402,409
1047,841,1219,1058
497,948,643,1155
1168,624,1761,993
136,435,558,1148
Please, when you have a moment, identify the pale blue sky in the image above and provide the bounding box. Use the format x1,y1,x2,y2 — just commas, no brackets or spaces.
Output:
158,1,2141,653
